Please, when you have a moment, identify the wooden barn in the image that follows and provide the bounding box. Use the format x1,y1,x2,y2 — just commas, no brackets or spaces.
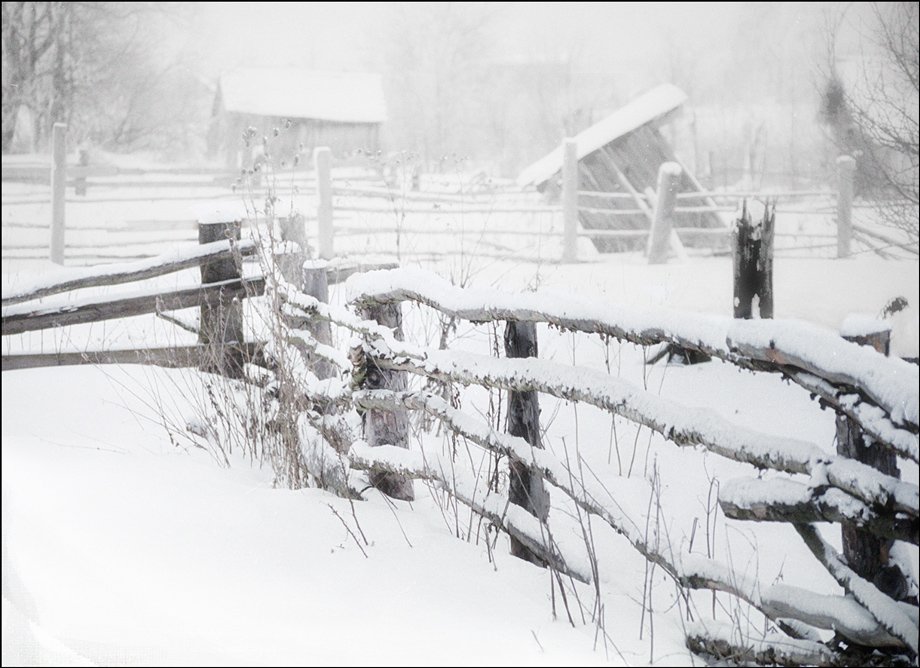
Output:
518,84,725,251
208,68,387,168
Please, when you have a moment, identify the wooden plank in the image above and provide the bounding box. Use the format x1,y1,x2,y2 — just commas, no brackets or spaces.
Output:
2,342,263,371
2,277,265,336
2,239,256,307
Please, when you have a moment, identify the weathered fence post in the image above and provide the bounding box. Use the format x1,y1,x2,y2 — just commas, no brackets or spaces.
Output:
836,155,855,259
505,321,549,565
75,145,89,196
50,122,67,264
646,162,681,264
302,260,335,380
732,200,775,319
836,317,906,598
315,146,334,260
359,300,414,500
198,218,245,377
562,138,578,263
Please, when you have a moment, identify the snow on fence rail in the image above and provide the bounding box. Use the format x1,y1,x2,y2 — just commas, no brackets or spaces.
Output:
270,265,919,661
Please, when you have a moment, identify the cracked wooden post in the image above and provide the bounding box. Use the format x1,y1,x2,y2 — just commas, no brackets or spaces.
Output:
315,146,334,260
505,321,549,565
359,300,414,501
646,162,681,264
50,122,66,265
836,155,855,259
302,260,335,380
836,316,907,600
561,138,578,263
198,218,245,377
732,200,775,319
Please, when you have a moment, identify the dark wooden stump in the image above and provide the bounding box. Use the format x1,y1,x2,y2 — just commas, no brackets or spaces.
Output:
732,200,775,319
360,301,414,501
505,321,549,565
199,219,245,377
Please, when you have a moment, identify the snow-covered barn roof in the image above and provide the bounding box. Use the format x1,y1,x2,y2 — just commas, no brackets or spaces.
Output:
218,68,387,124
517,84,687,186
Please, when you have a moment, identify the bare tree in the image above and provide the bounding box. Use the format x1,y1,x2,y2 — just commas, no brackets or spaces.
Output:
820,2,919,237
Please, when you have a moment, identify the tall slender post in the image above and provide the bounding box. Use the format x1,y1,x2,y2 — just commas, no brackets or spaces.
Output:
50,123,67,264
198,218,245,377
561,138,578,263
315,146,334,259
836,155,855,259
505,321,549,565
646,162,681,264
302,260,335,380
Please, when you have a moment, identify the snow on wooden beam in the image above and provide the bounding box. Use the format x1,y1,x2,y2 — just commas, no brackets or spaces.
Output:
346,268,919,454
1,239,258,307
795,523,919,654
2,277,266,336
685,621,838,667
350,389,907,650
720,477,918,545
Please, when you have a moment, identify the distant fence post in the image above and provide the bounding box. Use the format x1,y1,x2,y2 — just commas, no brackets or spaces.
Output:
646,162,681,264
505,321,549,565
732,200,775,319
75,146,89,196
358,300,413,501
315,146,334,259
836,155,855,259
198,218,245,377
50,122,67,264
562,138,578,263
836,318,906,598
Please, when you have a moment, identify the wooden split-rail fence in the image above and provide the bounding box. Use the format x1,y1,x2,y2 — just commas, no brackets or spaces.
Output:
2,206,917,664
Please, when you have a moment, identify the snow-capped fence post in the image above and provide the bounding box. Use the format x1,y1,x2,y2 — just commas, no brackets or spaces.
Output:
732,200,775,319
358,301,414,501
198,218,245,377
50,122,67,265
646,162,681,264
562,138,578,263
315,147,334,259
836,155,855,259
301,260,335,380
836,319,906,596
504,321,549,565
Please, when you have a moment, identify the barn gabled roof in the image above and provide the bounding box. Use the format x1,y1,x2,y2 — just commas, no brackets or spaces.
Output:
218,68,387,124
517,84,687,187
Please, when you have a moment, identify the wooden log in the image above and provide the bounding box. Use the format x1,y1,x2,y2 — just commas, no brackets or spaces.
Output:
315,147,334,259
836,323,908,598
837,155,855,258
50,123,66,264
504,321,549,565
646,162,681,264
1,277,264,336
2,342,263,372
1,239,256,307
732,200,775,319
358,301,413,500
561,138,578,263
199,220,246,377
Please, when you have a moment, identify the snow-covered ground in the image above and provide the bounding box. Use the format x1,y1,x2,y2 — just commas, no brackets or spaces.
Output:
2,182,918,665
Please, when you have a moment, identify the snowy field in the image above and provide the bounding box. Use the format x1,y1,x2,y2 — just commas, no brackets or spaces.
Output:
2,184,919,666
